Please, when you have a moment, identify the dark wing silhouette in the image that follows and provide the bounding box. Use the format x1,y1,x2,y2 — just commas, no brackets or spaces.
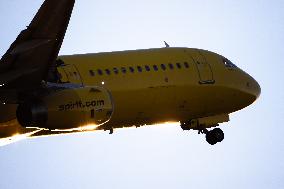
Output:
0,0,75,93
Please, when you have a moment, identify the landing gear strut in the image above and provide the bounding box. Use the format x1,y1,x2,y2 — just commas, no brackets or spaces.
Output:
109,127,113,134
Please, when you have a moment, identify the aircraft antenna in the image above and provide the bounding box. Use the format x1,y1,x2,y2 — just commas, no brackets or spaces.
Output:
164,41,170,48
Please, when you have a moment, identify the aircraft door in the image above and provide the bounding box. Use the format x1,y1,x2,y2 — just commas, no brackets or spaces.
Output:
60,64,83,85
189,50,215,84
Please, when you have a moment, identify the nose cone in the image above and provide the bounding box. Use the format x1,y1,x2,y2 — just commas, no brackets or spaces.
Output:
227,71,261,113
246,77,261,101
255,80,261,99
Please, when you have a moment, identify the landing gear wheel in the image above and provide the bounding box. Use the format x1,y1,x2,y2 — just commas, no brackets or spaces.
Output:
205,128,224,145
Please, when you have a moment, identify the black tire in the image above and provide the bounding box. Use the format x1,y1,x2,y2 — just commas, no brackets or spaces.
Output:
205,128,224,145
211,128,224,142
206,131,217,145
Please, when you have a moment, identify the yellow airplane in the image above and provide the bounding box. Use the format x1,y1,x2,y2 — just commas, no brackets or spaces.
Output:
0,0,260,145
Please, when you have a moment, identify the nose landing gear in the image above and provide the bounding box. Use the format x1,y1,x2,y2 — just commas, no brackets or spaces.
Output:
181,121,224,145
197,128,224,145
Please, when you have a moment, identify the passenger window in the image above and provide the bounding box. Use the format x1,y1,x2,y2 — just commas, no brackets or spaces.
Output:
97,69,103,75
105,69,111,75
184,62,189,68
153,65,158,71
89,70,95,76
137,66,143,72
168,63,174,70
176,63,181,69
161,64,166,70
121,67,127,74
129,67,135,73
113,68,119,74
145,65,150,71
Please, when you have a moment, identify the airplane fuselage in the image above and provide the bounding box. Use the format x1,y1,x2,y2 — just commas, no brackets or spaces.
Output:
57,47,260,130
0,47,260,141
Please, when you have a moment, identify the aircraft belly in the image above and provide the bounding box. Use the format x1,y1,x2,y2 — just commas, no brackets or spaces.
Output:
0,84,250,137
103,86,205,128
104,83,249,129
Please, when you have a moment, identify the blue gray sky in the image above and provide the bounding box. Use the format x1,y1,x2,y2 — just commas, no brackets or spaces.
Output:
0,0,283,188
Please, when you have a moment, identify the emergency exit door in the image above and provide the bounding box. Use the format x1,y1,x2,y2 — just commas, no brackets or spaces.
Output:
189,50,215,84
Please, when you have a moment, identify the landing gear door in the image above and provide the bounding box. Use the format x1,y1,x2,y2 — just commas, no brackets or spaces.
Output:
59,64,83,86
189,50,215,84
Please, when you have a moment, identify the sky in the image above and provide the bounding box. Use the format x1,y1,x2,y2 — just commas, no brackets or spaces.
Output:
0,0,283,188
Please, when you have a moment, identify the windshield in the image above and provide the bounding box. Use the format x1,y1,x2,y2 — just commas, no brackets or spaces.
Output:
223,58,237,68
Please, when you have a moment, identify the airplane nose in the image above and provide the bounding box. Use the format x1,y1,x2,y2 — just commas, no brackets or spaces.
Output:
246,77,261,100
255,80,261,99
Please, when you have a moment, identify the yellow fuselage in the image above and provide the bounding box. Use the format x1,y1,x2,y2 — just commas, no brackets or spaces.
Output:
0,47,261,141
58,47,260,129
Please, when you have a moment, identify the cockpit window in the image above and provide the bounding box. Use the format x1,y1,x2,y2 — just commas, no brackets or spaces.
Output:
223,58,237,68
